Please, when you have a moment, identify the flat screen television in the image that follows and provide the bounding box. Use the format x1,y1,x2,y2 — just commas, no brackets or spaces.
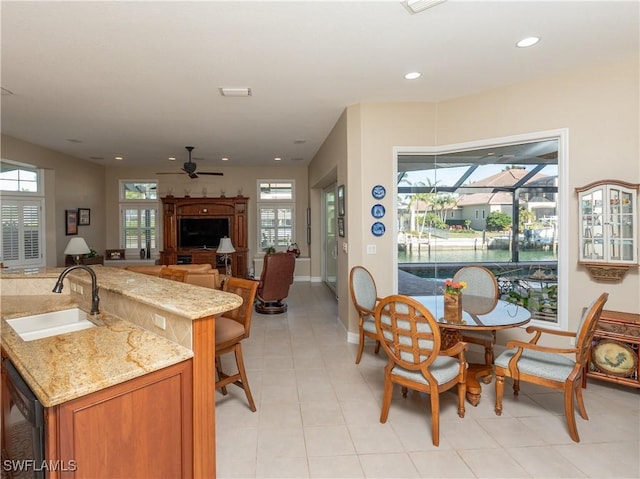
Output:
178,217,230,250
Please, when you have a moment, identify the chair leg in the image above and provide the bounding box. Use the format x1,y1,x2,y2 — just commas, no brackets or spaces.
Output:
575,379,589,420
512,379,520,396
430,392,440,447
355,327,365,364
564,381,580,442
235,343,257,412
457,383,466,419
495,373,504,416
215,356,228,396
379,368,393,423
374,340,381,354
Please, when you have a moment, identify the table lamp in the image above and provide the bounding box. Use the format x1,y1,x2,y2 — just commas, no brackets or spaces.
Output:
217,237,235,276
64,237,90,264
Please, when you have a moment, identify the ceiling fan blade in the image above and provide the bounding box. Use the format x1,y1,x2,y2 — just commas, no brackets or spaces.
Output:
198,172,224,176
156,172,184,175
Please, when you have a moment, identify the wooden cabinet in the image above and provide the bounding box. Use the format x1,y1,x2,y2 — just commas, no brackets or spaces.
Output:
46,359,193,478
160,196,249,277
586,310,640,389
576,180,638,281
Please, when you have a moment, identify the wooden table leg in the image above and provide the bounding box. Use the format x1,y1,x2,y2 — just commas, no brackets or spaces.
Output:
441,327,493,407
465,363,493,406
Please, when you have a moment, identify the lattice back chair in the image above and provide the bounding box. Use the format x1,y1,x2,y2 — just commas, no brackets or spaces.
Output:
349,266,382,364
452,265,499,365
375,295,468,446
494,292,609,442
215,277,260,411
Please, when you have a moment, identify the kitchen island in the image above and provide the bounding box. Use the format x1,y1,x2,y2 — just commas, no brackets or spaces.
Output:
1,266,241,478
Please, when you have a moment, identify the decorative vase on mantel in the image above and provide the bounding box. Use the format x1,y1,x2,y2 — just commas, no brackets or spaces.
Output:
444,291,463,323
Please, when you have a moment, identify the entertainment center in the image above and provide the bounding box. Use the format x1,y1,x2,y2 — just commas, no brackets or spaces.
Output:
160,196,249,278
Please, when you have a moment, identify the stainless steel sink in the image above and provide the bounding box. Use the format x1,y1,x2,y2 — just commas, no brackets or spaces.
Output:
6,308,96,342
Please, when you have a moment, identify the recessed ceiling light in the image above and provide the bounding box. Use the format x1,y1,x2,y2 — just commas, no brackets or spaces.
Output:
89,156,104,161
221,157,229,161
294,139,306,144
291,157,304,162
402,0,447,15
168,157,176,161
114,156,123,161
274,157,282,161
219,87,252,97
516,37,540,48
404,72,422,80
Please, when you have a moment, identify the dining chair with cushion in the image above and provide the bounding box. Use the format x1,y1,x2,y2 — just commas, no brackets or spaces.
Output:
215,277,260,411
453,265,499,366
494,292,608,442
375,294,468,446
349,266,382,364
254,252,296,314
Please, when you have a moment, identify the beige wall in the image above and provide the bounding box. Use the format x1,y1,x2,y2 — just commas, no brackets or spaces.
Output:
1,135,106,266
317,56,639,343
104,164,309,269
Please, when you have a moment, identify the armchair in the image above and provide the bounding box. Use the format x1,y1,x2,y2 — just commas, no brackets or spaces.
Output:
254,252,296,314
494,292,608,442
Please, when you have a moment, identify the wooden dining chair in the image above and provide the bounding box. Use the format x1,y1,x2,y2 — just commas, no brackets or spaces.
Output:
453,265,499,365
375,294,468,446
349,266,382,364
215,277,259,411
494,292,608,442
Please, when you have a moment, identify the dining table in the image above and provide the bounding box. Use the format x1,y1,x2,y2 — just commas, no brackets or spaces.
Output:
413,294,531,406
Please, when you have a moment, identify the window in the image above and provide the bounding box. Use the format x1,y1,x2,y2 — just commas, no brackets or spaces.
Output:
1,199,43,267
396,133,566,328
1,161,44,267
119,181,158,256
257,180,294,250
0,162,40,193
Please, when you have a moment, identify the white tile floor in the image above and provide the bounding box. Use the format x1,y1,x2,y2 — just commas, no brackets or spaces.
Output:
216,282,640,478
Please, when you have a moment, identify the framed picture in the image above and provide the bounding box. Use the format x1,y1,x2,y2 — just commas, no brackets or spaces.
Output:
78,208,91,226
338,217,345,237
106,249,125,260
337,184,345,217
65,209,78,236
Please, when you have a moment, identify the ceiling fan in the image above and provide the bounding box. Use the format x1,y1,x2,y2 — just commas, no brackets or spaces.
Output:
156,146,223,179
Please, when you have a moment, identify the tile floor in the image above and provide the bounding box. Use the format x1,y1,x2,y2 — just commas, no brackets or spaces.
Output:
216,282,639,478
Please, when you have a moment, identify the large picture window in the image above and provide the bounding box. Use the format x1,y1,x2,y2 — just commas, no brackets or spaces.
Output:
396,132,566,328
257,180,294,251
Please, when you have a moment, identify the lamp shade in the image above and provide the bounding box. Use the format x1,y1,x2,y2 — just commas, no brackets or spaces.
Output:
64,237,91,255
217,237,235,254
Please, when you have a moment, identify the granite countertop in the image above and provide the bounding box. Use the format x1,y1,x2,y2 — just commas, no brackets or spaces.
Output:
1,266,243,407
2,299,194,407
1,266,242,319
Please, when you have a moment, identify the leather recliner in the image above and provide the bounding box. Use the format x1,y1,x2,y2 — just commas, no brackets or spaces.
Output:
255,252,296,314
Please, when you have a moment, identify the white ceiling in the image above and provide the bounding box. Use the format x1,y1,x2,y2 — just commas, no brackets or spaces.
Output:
1,1,638,170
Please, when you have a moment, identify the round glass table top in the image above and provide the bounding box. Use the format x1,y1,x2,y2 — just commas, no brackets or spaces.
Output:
412,295,531,330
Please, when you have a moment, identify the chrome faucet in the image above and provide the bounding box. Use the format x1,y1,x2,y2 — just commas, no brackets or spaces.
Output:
52,265,100,315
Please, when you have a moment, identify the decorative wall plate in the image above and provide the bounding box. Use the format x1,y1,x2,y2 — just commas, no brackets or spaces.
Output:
592,340,637,377
371,185,386,200
371,204,385,218
371,221,386,237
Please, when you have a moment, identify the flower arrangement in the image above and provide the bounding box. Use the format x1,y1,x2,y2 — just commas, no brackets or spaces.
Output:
444,279,467,295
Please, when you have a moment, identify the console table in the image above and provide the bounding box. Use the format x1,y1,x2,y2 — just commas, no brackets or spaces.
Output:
586,309,640,389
